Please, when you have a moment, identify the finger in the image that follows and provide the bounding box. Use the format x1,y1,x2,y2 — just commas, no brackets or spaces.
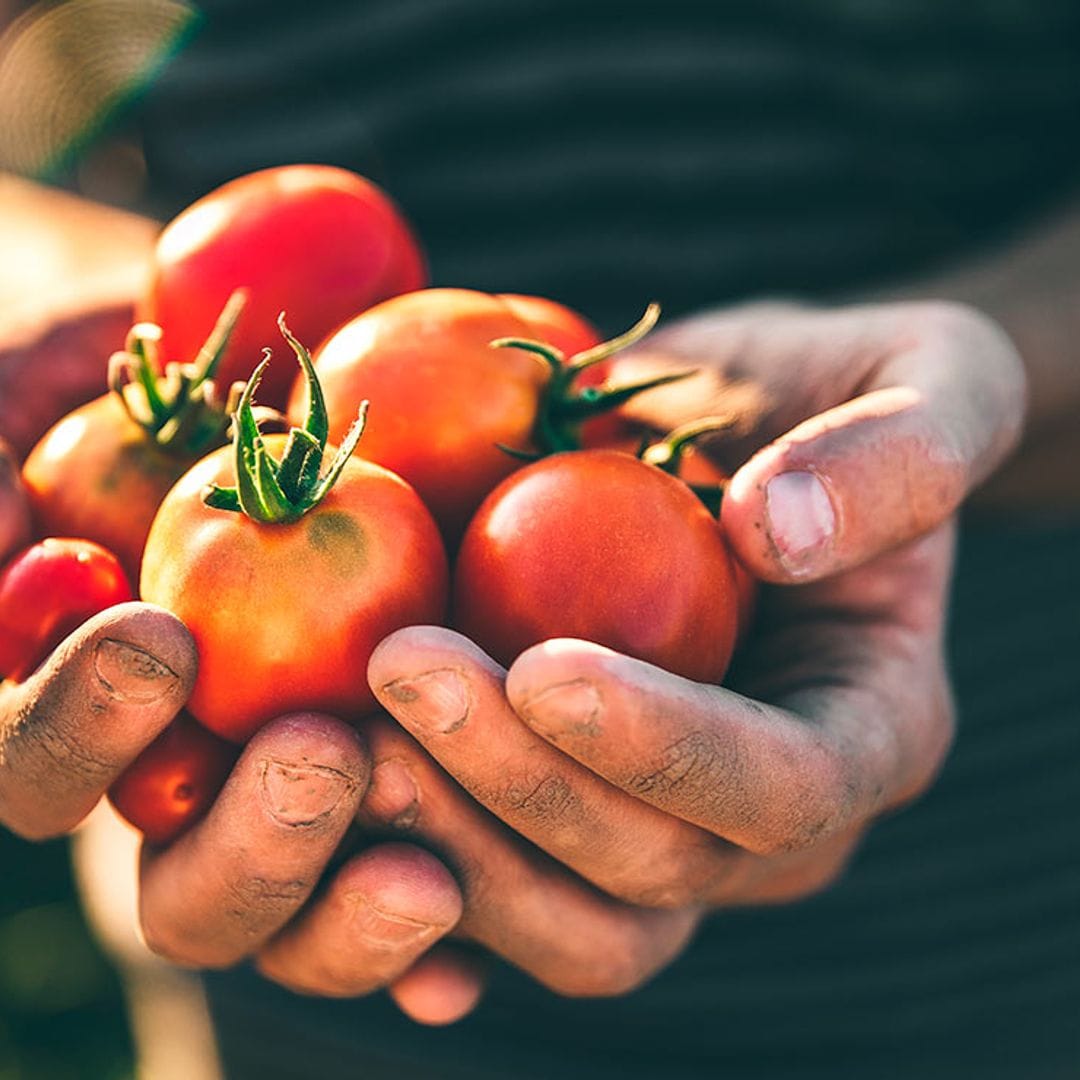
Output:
0,602,195,839
256,842,463,997
371,626,745,909
721,303,1026,582
506,637,919,856
0,438,31,561
388,945,487,1026
358,714,699,997
139,714,368,968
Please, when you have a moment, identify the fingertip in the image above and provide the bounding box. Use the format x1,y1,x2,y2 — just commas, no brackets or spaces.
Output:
84,602,199,696
340,843,464,933
388,946,486,1026
245,712,372,799
721,459,840,584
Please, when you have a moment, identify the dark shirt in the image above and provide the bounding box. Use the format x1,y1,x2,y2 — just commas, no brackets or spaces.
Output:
118,2,1080,1075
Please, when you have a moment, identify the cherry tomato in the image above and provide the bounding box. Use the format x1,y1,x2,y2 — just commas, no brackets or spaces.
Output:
289,288,609,542
140,322,448,742
496,294,601,359
453,450,740,683
23,395,196,580
140,165,428,408
108,713,239,846
22,299,246,581
0,538,133,682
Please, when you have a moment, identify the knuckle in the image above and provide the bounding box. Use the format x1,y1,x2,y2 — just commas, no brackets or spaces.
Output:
3,691,119,787
606,842,724,910
223,875,310,933
626,728,735,818
497,771,583,830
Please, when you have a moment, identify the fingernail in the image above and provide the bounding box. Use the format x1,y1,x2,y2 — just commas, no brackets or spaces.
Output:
94,639,177,703
764,471,836,576
365,759,420,828
520,679,603,739
350,895,437,948
382,669,470,734
261,761,354,826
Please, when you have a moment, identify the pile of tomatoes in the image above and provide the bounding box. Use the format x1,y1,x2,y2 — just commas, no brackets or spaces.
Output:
0,165,750,846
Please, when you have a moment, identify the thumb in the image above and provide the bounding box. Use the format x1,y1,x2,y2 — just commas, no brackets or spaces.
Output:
721,304,1027,582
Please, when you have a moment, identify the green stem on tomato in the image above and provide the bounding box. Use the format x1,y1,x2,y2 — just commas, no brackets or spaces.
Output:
110,288,248,458
640,415,740,514
490,302,697,455
203,314,367,524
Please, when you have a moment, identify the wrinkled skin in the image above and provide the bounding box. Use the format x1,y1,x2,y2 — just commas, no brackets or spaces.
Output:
0,297,1026,1025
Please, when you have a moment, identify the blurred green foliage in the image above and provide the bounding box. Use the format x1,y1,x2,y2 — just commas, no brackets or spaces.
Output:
0,830,133,1080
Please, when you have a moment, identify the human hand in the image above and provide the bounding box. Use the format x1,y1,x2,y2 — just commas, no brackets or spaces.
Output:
360,300,1025,1006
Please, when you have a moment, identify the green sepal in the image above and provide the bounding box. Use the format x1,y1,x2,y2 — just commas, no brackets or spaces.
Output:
111,289,247,458
640,415,739,475
277,313,329,449
276,428,323,503
253,442,295,521
203,485,242,512
202,317,367,524
304,403,368,509
491,302,689,457
552,370,696,420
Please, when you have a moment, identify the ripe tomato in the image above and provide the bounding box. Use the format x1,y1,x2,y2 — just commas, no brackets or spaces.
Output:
289,288,646,542
290,289,547,541
142,320,448,743
109,713,239,846
140,165,427,408
0,538,133,682
496,294,601,359
453,450,740,682
141,435,447,741
22,299,245,580
23,395,196,580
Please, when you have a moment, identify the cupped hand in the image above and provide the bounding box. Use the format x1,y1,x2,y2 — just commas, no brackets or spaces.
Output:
363,299,1026,1005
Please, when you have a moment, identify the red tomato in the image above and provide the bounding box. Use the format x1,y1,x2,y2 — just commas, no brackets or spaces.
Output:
453,450,740,682
140,165,427,408
108,713,239,846
291,289,546,541
289,288,613,542
140,434,448,742
496,294,601,359
23,395,195,581
23,297,248,581
0,538,133,682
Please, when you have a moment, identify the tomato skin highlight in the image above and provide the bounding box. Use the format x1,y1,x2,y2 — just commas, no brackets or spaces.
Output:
453,450,740,683
292,288,554,542
140,436,448,742
0,538,133,682
108,713,239,846
140,165,428,408
22,394,193,581
496,294,601,360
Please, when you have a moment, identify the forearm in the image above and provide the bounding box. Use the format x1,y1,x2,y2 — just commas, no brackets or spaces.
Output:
0,175,159,453
0,173,157,337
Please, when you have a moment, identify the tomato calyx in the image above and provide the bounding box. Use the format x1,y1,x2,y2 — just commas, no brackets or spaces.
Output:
110,288,248,458
204,314,368,524
641,415,740,516
491,303,694,457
